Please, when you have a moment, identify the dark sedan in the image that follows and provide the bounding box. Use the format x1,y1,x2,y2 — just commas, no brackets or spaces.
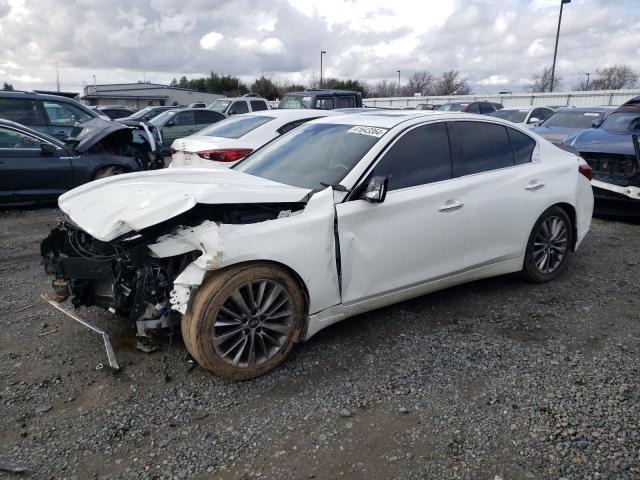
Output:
0,119,141,206
531,107,614,145
562,100,640,216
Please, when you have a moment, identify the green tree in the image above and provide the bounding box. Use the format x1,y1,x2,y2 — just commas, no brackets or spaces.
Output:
2,81,14,91
251,75,280,100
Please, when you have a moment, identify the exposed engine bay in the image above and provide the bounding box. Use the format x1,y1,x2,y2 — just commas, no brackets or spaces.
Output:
40,202,306,340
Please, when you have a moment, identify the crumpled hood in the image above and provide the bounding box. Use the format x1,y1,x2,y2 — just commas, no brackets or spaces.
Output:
58,167,312,241
566,128,637,155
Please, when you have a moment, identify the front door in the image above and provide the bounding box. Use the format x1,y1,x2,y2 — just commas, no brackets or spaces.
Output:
0,126,72,204
336,122,466,304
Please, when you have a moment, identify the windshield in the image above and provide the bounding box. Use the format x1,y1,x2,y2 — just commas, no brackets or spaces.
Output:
197,115,274,139
491,109,528,123
437,103,467,112
128,107,156,120
209,100,231,113
600,112,640,132
149,111,176,126
278,95,313,109
543,111,606,129
234,123,386,190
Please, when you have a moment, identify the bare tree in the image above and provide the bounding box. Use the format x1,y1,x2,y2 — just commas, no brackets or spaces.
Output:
528,67,561,93
405,71,435,96
432,70,471,96
374,79,398,98
590,65,639,90
572,78,591,91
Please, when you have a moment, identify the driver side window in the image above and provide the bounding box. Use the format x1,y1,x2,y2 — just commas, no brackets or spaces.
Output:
371,123,452,191
0,127,41,149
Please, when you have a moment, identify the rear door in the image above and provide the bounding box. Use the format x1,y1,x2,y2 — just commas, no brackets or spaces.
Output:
0,97,48,134
228,101,249,116
250,100,269,112
0,125,72,204
336,122,466,304
446,121,545,269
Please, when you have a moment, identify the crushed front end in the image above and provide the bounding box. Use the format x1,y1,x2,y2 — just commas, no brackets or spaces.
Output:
41,220,200,344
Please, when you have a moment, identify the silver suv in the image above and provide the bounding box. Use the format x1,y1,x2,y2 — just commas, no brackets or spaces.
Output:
208,96,270,117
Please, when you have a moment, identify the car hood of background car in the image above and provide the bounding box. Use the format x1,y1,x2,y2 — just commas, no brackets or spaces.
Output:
564,128,637,155
532,126,583,144
58,168,313,242
67,118,133,153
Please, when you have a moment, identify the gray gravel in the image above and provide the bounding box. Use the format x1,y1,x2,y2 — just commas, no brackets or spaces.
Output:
0,207,638,480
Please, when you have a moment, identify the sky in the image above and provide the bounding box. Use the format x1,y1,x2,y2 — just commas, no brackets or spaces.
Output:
0,0,639,95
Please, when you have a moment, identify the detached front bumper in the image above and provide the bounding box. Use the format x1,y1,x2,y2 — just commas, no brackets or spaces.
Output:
592,181,640,216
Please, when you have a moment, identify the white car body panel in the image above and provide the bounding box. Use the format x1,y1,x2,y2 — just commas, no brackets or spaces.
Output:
57,111,594,342
170,110,341,168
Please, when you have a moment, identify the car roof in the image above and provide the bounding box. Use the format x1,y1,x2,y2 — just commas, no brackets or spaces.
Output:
306,110,474,128
213,97,268,102
237,109,341,120
0,90,81,103
285,89,359,96
556,106,616,112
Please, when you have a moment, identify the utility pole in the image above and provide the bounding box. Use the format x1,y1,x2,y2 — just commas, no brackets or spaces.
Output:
550,0,571,92
56,63,60,92
397,70,401,96
320,51,326,88
585,72,590,90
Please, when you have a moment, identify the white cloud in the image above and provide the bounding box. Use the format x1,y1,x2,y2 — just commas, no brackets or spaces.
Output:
199,31,223,50
478,75,510,86
259,37,285,54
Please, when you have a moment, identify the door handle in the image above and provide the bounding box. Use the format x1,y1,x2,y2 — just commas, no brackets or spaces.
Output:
438,200,464,212
525,181,545,191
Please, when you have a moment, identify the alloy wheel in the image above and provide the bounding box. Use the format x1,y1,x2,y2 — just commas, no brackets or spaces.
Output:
212,279,294,368
533,216,568,274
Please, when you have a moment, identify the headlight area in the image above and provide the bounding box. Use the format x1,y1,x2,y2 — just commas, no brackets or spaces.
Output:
40,222,201,346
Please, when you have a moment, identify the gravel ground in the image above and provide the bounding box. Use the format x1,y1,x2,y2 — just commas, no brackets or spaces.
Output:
0,207,638,480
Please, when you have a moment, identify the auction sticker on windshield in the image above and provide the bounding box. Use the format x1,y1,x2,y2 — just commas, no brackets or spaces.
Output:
347,126,388,137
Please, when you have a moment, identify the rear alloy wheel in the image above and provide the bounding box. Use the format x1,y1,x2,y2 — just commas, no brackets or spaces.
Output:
94,165,125,179
181,263,305,380
521,206,573,283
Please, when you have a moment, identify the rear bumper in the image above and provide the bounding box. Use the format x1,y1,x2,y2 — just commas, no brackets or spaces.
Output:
592,185,639,216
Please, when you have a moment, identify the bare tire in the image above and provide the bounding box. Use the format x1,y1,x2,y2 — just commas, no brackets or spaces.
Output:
94,165,125,179
520,206,573,283
181,263,305,380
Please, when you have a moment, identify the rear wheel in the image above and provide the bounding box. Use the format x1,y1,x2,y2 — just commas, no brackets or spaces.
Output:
520,206,573,283
181,263,305,380
93,165,125,179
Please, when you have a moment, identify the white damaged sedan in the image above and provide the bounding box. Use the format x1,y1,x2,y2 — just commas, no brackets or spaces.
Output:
41,111,594,379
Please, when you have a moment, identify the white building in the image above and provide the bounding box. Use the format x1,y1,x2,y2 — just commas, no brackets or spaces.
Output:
81,82,223,108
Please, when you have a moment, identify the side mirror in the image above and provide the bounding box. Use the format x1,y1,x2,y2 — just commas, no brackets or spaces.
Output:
592,119,603,128
40,142,56,155
166,121,175,127
363,175,389,203
528,117,541,124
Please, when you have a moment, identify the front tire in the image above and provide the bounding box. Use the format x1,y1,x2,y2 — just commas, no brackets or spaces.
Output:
520,206,573,283
181,263,305,380
93,165,125,179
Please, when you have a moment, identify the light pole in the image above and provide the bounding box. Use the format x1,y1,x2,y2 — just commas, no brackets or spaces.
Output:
585,72,590,90
320,50,326,88
397,70,401,96
550,0,571,92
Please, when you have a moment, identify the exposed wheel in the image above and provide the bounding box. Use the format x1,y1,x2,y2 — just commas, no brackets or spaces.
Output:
181,263,305,380
520,206,573,283
94,165,125,179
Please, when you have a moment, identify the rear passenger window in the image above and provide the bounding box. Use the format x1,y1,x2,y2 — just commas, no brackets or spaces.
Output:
250,101,268,111
195,110,224,124
316,98,334,110
480,103,495,114
507,128,536,165
372,123,451,191
0,98,46,125
230,102,249,114
337,97,355,108
448,121,514,176
468,103,481,114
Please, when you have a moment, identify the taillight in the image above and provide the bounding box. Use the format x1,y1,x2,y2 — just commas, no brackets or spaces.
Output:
579,163,592,181
170,147,177,155
196,148,253,162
